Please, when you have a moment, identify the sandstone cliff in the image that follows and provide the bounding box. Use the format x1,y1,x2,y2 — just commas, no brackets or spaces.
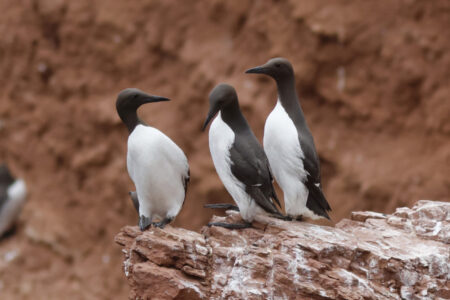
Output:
115,200,449,299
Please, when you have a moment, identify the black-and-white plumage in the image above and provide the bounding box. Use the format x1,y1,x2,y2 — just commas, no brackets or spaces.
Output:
203,84,283,229
246,58,331,220
0,164,27,237
116,88,190,230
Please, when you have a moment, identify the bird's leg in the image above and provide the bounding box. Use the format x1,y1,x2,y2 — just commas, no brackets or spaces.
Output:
139,215,152,231
295,215,303,222
207,222,251,229
152,217,174,229
204,203,240,211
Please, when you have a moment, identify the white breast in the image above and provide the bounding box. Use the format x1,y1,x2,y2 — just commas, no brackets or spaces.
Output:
0,179,27,236
127,125,189,222
264,101,319,219
208,113,263,222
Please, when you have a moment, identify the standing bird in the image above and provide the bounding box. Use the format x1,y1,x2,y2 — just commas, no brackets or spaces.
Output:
116,88,190,230
0,164,27,238
246,58,331,220
203,83,283,229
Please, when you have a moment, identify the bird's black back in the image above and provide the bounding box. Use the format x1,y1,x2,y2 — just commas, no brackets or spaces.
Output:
221,108,281,215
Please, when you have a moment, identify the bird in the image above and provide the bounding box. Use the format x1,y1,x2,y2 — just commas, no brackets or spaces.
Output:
116,88,190,230
0,164,27,238
202,83,284,229
246,58,331,220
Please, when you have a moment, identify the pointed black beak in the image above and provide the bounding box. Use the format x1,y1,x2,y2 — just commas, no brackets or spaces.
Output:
142,95,170,103
245,65,267,74
202,106,220,131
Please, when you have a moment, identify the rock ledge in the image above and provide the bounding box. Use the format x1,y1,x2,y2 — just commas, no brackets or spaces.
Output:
115,200,449,299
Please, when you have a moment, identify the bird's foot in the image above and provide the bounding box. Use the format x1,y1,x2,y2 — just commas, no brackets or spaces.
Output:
152,217,174,229
204,203,240,211
271,214,293,221
139,215,152,231
207,222,251,229
283,215,303,222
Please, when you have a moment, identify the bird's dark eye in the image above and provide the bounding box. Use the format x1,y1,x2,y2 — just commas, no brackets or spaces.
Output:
275,63,281,68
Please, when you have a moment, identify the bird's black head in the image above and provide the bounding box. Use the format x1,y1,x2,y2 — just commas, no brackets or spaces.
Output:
245,57,294,81
202,83,238,131
116,88,169,114
116,88,170,133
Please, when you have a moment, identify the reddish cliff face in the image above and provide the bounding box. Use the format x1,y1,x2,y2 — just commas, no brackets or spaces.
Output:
115,200,450,299
0,0,449,298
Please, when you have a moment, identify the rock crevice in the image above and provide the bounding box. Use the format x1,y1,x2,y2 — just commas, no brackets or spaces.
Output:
115,200,449,299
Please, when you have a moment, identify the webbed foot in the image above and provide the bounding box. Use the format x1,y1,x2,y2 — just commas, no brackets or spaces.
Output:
152,217,174,229
207,222,251,229
271,214,293,221
139,215,152,231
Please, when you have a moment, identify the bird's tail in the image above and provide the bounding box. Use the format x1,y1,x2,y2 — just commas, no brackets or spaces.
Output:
271,188,282,208
204,203,240,211
305,179,331,220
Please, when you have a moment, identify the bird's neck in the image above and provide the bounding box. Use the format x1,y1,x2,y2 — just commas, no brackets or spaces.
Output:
276,76,306,120
118,108,144,133
276,76,297,104
220,101,249,132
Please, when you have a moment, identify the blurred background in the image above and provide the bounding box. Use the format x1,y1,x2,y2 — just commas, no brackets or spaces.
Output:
0,0,449,298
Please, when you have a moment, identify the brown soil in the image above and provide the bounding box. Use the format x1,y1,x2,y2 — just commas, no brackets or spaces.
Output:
0,0,448,299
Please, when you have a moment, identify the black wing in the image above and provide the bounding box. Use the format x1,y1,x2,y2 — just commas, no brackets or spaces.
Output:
129,191,139,213
229,139,281,215
298,134,331,218
180,168,190,210
183,168,190,195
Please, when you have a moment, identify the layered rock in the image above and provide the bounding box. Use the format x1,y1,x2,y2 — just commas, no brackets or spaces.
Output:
115,200,449,299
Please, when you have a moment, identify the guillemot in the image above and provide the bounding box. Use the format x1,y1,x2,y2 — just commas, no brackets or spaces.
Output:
246,58,331,220
116,88,190,230
203,83,283,229
0,164,27,238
